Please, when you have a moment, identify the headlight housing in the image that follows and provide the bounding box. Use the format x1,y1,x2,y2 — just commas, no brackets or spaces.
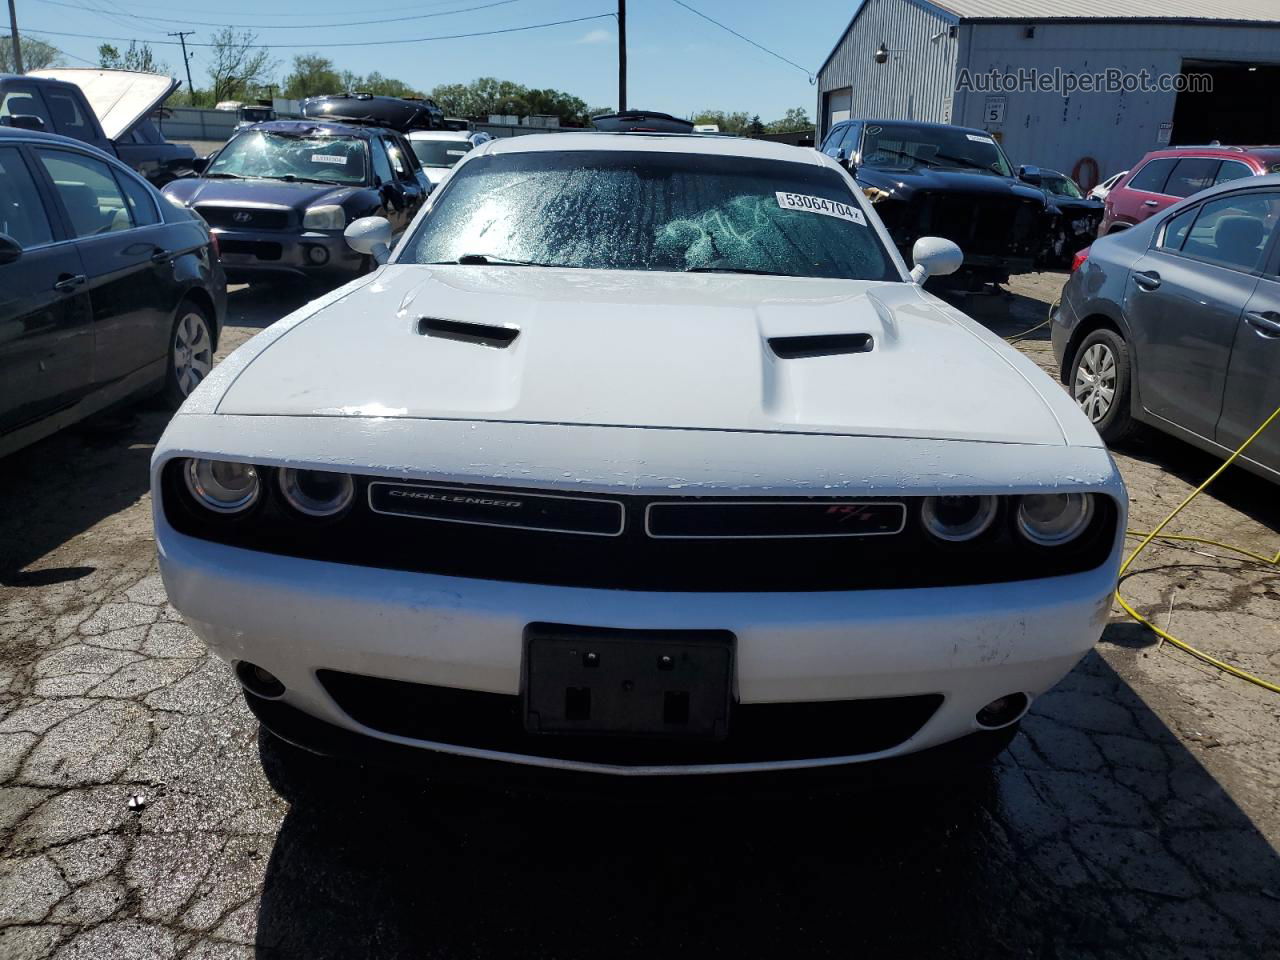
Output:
302,204,347,230
920,495,998,542
1017,493,1095,546
184,458,260,514
278,468,355,517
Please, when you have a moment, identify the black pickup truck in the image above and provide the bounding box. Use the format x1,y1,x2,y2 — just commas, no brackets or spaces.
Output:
0,69,195,185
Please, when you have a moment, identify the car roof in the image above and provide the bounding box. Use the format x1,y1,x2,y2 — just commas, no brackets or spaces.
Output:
479,131,826,166
406,129,472,141
0,123,117,157
245,119,386,139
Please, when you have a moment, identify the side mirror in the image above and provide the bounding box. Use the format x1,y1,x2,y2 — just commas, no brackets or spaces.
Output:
345,216,393,265
7,114,45,131
910,236,963,284
0,232,23,265
1018,164,1042,186
835,147,847,162
189,156,210,174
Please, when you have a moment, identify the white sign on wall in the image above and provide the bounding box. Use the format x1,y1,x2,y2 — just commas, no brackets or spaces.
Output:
984,96,1006,125
1157,121,1173,145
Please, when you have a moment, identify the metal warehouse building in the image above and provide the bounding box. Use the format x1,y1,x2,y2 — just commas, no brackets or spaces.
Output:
816,0,1280,189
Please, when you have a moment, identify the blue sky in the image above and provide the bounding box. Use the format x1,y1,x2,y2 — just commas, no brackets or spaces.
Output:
20,0,858,122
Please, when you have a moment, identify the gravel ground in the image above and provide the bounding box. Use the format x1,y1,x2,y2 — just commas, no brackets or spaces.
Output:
1,275,1278,959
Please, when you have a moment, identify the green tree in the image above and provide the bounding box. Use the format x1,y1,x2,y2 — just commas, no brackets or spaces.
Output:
692,110,750,135
748,114,765,136
98,40,166,74
1,33,63,73
282,54,343,99
766,107,812,134
427,77,595,125
207,29,276,103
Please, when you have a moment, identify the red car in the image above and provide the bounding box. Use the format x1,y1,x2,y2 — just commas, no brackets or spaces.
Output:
1099,145,1280,235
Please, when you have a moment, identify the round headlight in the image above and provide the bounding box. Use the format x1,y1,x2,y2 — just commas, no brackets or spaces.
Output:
184,458,260,514
278,468,355,517
920,495,998,542
1017,493,1095,546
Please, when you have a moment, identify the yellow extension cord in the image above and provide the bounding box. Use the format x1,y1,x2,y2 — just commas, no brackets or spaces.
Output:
1004,300,1280,695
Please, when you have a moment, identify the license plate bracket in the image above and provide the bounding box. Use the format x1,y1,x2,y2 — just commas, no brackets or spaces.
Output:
524,623,734,739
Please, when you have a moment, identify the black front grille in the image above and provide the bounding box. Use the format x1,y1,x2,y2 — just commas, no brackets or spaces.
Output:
162,464,1117,591
317,669,943,766
197,206,291,230
218,239,282,261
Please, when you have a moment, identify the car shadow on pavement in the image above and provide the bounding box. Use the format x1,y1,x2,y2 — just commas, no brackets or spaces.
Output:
226,282,331,331
938,288,1055,342
251,651,1280,959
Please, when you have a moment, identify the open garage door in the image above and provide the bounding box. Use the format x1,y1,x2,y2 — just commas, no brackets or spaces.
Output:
822,87,852,141
1172,60,1280,146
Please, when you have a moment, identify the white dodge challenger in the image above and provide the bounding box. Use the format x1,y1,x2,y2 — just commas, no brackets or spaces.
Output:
152,133,1127,780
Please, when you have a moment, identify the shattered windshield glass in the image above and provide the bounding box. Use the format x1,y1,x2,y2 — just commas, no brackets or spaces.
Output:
862,123,1014,178
206,131,369,185
405,150,897,281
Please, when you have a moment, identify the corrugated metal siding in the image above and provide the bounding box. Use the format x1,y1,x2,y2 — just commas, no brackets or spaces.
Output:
953,22,1280,185
932,0,1279,22
816,0,959,141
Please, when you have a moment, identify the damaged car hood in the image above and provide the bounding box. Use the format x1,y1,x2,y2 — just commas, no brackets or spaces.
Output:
213,265,1076,446
29,68,178,141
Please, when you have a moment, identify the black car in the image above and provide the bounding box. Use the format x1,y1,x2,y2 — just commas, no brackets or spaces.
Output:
1,70,197,186
820,119,1051,286
0,126,225,458
302,93,445,132
1022,166,1104,267
163,120,429,285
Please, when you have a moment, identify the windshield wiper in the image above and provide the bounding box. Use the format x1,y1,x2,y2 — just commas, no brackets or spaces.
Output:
933,153,1001,174
277,174,344,185
685,266,792,277
437,253,549,266
203,172,245,179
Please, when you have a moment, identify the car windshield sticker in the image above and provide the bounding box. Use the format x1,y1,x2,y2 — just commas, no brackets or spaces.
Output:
775,192,867,226
312,154,348,164
446,149,468,156
966,134,995,144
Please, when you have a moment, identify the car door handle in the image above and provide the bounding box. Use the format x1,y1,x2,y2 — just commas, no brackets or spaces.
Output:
53,273,87,292
150,248,171,263
1132,270,1161,291
1142,200,1160,207
1245,310,1280,336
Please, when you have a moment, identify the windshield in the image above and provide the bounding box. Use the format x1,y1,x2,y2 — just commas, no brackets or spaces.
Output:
1043,175,1084,199
862,123,1013,178
412,138,471,169
404,151,897,281
206,131,369,185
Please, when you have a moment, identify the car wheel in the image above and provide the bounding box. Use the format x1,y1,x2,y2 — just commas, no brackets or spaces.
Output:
1070,327,1137,443
165,301,215,407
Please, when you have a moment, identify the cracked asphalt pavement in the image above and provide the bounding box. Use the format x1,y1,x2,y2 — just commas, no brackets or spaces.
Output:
2,277,1279,959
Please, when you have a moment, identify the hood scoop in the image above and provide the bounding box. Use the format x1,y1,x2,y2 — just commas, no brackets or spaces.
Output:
418,316,520,348
767,333,874,359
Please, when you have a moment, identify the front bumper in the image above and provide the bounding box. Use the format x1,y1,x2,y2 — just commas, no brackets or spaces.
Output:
212,227,366,281
158,521,1118,777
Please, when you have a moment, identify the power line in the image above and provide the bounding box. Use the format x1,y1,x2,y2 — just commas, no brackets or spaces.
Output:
81,0,494,15
26,12,616,48
35,0,530,30
668,0,814,83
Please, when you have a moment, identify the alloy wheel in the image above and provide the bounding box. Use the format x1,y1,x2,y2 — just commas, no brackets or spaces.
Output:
1074,342,1116,423
173,311,214,397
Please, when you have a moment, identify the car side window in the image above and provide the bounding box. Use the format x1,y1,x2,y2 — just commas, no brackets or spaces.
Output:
1158,205,1198,251
385,138,414,182
1126,158,1177,195
838,123,861,159
370,138,394,185
1165,157,1222,199
0,146,55,248
0,85,52,128
1178,191,1280,273
35,149,132,238
1214,160,1253,186
114,169,161,227
43,92,90,139
821,123,847,157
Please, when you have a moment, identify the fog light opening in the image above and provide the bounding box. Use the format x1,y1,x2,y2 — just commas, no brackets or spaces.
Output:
975,692,1029,729
306,245,330,266
236,661,286,699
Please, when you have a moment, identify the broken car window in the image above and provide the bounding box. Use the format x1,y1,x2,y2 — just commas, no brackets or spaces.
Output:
406,150,897,281
206,132,369,186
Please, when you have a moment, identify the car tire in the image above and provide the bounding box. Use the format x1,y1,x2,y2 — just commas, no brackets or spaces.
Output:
1070,327,1137,444
164,299,216,408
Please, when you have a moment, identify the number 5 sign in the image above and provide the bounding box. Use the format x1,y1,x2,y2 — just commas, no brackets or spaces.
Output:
984,96,1007,125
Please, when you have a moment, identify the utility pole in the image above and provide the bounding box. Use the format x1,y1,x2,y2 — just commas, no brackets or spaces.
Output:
7,0,23,74
168,31,195,95
617,0,626,113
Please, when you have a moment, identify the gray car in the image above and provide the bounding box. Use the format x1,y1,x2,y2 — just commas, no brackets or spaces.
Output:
1053,173,1280,482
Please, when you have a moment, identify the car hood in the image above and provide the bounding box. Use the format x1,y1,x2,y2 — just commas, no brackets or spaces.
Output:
859,166,1047,204
213,266,1074,446
163,176,359,211
29,68,177,141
